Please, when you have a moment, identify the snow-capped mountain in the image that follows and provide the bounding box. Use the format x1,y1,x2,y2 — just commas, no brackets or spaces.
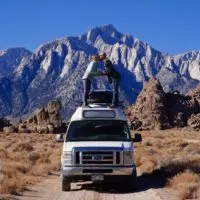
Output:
0,48,31,78
0,24,199,118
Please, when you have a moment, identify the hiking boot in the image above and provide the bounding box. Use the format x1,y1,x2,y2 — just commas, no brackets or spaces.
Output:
82,103,88,107
109,104,117,108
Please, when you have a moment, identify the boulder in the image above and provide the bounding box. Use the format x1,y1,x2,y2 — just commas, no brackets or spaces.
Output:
47,100,62,127
47,124,55,133
37,125,49,134
36,108,49,125
187,85,200,104
3,126,17,133
18,123,28,133
164,92,196,127
188,114,200,131
47,100,62,114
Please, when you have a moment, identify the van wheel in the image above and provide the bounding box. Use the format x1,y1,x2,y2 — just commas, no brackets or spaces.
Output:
127,170,137,190
62,177,71,191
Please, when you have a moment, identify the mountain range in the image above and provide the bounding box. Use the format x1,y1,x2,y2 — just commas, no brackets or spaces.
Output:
0,24,200,118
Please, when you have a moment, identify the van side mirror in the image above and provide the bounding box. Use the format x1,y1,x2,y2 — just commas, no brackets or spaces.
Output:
132,133,142,143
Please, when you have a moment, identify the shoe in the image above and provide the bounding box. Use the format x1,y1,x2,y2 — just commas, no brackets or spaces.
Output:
109,104,117,108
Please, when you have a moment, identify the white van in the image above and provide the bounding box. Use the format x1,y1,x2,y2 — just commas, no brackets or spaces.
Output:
60,99,142,191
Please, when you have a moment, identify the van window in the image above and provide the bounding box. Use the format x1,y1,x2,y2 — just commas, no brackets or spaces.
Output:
66,120,131,141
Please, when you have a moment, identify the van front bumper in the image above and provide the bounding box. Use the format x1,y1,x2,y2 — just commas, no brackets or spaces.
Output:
62,165,136,181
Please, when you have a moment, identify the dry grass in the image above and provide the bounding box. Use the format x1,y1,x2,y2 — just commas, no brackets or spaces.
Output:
133,129,200,199
0,133,62,195
168,171,200,200
0,129,200,198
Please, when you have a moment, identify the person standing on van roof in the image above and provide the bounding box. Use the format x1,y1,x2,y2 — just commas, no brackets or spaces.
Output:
99,53,121,108
82,55,103,106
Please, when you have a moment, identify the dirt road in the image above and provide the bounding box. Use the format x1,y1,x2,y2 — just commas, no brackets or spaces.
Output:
11,172,176,200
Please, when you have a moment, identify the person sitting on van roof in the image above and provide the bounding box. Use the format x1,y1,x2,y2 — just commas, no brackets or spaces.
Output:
82,55,104,106
99,53,121,108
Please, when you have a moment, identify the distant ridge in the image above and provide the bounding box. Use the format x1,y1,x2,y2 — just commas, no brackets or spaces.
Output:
0,24,199,118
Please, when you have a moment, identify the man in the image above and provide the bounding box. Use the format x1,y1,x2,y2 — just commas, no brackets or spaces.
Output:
99,53,120,108
82,55,103,106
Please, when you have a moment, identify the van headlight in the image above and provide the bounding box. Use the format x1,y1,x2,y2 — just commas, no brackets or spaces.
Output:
61,151,72,166
123,151,133,165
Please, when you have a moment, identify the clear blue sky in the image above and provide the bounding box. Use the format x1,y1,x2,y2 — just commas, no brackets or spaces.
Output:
1,0,200,54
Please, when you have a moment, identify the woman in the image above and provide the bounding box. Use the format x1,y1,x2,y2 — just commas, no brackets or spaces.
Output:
82,55,103,106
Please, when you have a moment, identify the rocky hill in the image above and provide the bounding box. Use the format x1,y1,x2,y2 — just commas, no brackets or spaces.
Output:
126,78,200,130
0,25,200,118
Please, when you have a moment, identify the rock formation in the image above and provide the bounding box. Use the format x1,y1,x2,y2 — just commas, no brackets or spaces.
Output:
187,85,200,104
126,78,200,130
188,114,200,131
126,78,169,130
18,100,66,133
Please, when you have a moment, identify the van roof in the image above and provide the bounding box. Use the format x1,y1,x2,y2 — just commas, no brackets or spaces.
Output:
70,104,127,122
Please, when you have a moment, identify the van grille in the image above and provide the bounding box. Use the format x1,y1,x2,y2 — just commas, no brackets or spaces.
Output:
75,151,121,165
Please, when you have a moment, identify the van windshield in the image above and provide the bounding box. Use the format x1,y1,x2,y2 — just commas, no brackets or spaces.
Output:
66,120,131,141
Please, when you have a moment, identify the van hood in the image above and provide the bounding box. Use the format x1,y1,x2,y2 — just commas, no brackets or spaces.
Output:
63,141,133,152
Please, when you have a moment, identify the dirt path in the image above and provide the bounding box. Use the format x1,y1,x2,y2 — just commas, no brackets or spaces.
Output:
10,172,176,200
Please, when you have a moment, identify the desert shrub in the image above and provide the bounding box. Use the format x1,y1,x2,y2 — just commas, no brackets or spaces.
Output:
9,152,28,162
15,162,30,174
0,148,8,159
12,142,33,152
1,162,20,179
148,149,157,154
168,171,200,200
28,152,40,163
139,160,157,174
144,141,153,146
160,159,200,177
178,141,189,148
0,176,22,194
3,141,13,149
29,164,49,176
37,153,51,164
154,133,165,139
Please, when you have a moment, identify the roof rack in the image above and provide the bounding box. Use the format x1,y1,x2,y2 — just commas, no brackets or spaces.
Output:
75,90,124,108
75,101,124,109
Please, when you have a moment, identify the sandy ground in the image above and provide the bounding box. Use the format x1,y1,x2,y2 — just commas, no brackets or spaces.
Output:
6,171,177,200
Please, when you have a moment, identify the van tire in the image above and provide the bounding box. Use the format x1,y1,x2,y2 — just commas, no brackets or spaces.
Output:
127,170,137,190
62,177,71,191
